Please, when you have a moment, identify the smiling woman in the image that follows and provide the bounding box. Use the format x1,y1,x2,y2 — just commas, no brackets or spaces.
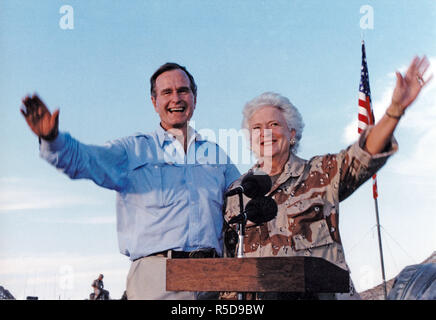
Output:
243,93,303,176
224,56,432,299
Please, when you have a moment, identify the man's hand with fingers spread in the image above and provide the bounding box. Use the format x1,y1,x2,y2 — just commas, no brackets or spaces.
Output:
21,94,59,141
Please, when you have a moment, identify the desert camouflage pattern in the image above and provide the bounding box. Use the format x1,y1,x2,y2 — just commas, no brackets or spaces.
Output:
223,127,398,299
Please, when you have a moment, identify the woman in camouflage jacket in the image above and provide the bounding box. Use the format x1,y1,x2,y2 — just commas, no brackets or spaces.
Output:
223,56,431,300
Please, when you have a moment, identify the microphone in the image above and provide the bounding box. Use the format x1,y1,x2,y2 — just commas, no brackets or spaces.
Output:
228,196,278,225
225,172,272,199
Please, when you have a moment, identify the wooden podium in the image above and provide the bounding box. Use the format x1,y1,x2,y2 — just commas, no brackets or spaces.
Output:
167,257,349,293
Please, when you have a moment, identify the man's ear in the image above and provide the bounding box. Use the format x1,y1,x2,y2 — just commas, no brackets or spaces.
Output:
151,96,158,111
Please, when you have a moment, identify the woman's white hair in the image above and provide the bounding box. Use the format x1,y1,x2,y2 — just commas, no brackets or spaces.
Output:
242,92,304,153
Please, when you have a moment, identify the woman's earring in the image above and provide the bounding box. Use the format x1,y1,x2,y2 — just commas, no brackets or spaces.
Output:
290,138,296,146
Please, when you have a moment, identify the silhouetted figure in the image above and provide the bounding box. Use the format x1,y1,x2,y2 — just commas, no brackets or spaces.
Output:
91,274,110,300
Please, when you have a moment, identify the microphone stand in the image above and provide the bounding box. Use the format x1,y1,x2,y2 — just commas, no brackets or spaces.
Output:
237,192,246,301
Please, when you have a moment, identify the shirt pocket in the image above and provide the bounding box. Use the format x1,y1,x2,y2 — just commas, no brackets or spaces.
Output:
159,163,187,207
125,163,164,215
290,203,334,251
194,164,225,206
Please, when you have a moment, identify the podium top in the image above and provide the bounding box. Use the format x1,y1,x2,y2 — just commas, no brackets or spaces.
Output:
167,256,349,293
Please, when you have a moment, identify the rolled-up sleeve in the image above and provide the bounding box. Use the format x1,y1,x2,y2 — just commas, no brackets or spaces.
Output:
224,165,241,190
338,126,398,202
39,132,128,191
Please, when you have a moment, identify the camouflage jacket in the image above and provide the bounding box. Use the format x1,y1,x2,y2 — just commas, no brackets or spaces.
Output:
223,128,398,298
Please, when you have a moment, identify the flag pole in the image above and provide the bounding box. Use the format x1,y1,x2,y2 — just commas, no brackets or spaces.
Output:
373,191,387,299
358,40,388,299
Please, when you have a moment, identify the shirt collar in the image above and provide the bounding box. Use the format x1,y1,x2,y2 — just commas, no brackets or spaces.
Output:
252,152,307,180
282,152,307,178
251,152,307,195
155,124,203,148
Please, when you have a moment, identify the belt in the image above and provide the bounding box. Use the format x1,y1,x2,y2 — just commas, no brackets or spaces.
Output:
148,248,219,259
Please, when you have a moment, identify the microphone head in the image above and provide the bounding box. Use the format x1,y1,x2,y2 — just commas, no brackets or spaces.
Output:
245,196,278,224
241,172,272,198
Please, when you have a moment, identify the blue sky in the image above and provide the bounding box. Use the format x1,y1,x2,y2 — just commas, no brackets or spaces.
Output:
1,0,435,299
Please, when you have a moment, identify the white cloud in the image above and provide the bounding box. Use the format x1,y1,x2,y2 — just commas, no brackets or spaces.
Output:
342,57,436,147
0,253,125,276
391,120,436,178
342,118,359,146
342,57,436,175
39,215,116,225
0,178,103,212
390,57,436,177
342,73,395,145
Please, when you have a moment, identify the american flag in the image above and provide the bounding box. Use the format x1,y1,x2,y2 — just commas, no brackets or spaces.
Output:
358,41,378,199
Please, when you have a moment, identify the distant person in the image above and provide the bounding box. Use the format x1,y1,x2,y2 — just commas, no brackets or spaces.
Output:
224,56,432,299
91,274,109,300
21,63,240,299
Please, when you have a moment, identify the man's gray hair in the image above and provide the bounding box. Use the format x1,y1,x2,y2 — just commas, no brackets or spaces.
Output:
241,92,304,153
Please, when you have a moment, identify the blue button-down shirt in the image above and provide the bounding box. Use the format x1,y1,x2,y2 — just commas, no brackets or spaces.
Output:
40,126,240,261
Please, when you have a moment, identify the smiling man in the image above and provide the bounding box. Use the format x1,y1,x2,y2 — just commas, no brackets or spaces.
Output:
20,62,240,300
151,66,196,130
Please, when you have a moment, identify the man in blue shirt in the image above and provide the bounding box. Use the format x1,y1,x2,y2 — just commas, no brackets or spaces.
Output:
21,63,240,299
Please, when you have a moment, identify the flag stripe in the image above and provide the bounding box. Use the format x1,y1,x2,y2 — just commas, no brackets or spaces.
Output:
358,106,369,116
358,114,369,121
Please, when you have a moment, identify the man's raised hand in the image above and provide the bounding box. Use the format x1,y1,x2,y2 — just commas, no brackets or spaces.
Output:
21,94,59,141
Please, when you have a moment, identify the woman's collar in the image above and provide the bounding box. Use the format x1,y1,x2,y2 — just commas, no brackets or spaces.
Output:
252,151,307,183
